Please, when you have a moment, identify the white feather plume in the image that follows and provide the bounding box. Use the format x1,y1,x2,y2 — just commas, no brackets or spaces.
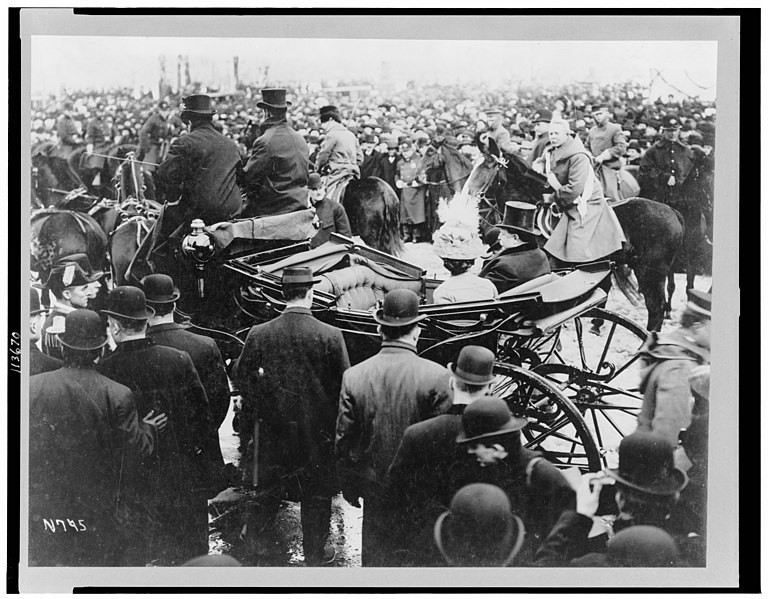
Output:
432,191,484,260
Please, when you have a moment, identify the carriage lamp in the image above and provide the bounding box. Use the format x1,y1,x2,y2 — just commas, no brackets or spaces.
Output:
181,218,216,298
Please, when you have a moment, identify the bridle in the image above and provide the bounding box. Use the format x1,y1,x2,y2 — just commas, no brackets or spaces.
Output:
462,153,507,223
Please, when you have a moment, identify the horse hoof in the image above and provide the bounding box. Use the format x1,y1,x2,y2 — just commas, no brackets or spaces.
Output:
589,326,602,337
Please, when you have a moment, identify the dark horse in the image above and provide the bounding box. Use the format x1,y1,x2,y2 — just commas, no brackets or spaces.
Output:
461,143,684,332
339,176,404,256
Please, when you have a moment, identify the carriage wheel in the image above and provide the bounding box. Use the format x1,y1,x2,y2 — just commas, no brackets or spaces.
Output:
531,308,649,470
492,362,602,473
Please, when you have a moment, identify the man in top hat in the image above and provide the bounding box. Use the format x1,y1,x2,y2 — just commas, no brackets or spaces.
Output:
433,483,527,567
29,287,62,376
307,172,352,249
243,88,310,218
526,109,552,166
377,136,401,196
143,274,230,434
359,132,381,180
137,100,171,175
155,94,243,234
638,113,696,210
636,288,711,447
335,288,452,566
97,286,216,565
315,105,363,203
233,267,350,565
478,201,551,294
41,254,104,360
29,309,166,566
586,104,628,202
483,107,519,155
386,346,498,565
624,139,643,167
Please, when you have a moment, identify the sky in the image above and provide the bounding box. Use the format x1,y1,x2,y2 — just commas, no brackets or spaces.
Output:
30,36,718,101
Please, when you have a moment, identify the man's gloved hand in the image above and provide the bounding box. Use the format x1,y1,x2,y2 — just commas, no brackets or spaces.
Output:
395,180,405,189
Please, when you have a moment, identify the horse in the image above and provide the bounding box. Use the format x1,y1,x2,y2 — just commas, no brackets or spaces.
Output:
339,176,404,256
463,141,684,332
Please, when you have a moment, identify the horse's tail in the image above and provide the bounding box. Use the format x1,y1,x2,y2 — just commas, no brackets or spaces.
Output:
376,179,405,257
612,262,643,306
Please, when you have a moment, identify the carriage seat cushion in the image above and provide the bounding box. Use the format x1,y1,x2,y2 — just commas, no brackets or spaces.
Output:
316,265,422,311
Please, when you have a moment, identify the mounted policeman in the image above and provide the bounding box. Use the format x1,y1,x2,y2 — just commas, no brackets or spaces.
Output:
314,105,363,203
242,88,311,217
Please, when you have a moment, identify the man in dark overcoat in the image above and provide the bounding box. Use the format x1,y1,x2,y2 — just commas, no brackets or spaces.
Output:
359,132,382,180
243,88,310,217
479,201,551,293
142,274,229,493
137,100,171,176
29,309,165,566
97,286,216,565
377,137,401,197
335,289,452,566
307,172,352,248
29,287,62,376
155,94,243,233
53,99,82,160
233,267,350,565
386,345,497,565
83,106,114,192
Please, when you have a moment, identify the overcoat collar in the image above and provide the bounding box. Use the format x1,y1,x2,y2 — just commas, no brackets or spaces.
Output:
147,322,185,334
282,306,312,316
379,340,419,354
550,135,592,164
112,337,156,353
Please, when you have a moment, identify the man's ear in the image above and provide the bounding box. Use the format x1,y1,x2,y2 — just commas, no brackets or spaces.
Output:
61,289,72,301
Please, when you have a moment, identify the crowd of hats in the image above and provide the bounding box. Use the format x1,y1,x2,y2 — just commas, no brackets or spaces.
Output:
31,78,717,156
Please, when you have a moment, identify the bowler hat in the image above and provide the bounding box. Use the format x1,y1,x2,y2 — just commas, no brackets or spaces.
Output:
102,286,155,321
685,289,712,318
257,88,292,110
141,274,181,304
661,114,681,129
532,109,553,124
433,483,525,567
373,289,427,327
627,139,641,152
307,172,323,190
607,526,680,567
281,266,320,286
497,201,541,238
180,95,216,116
456,397,528,443
30,288,45,315
59,309,108,351
448,345,496,386
606,431,688,495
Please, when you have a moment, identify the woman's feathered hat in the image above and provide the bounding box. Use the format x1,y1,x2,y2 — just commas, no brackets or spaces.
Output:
432,191,485,260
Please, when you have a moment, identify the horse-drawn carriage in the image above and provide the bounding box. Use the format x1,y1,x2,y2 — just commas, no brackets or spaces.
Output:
222,233,649,473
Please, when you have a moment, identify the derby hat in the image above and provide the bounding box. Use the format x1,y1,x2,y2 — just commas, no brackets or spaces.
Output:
497,201,541,237
434,483,525,567
30,287,45,315
257,88,292,110
607,526,680,567
456,397,528,443
661,114,681,129
307,172,323,190
448,345,496,386
102,286,155,320
373,289,427,327
281,266,321,286
685,288,712,318
141,274,181,304
179,95,216,116
606,431,688,495
59,309,108,351
532,109,553,123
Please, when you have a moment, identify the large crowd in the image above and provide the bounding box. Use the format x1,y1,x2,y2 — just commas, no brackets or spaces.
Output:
28,78,715,570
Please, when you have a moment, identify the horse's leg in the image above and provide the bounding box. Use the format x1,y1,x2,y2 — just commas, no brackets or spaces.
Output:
635,265,665,332
665,270,675,319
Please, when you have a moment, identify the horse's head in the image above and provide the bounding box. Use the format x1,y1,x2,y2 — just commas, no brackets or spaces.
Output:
461,136,507,201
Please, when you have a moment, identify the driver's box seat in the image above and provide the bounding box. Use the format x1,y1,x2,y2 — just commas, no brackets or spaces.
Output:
315,261,422,311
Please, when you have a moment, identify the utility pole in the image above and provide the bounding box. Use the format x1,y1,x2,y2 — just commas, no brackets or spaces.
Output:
233,56,240,88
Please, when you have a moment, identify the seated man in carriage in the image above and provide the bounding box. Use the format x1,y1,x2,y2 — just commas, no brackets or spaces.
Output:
242,88,311,218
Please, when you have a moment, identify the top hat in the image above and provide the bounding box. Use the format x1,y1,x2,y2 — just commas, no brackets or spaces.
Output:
30,287,45,315
102,286,155,321
319,105,339,118
307,172,323,190
661,114,681,129
362,133,377,144
448,345,496,386
685,288,712,318
257,88,292,110
373,289,427,327
385,137,399,150
141,274,181,304
281,266,321,286
433,483,525,567
59,309,108,351
532,109,553,124
456,397,528,443
180,95,216,116
606,431,688,495
606,526,680,567
497,201,541,238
